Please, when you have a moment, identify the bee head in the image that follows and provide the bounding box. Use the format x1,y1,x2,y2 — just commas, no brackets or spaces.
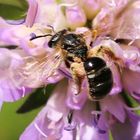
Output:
48,29,67,48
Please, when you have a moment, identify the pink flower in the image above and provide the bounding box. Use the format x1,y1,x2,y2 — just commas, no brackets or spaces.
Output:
0,0,140,140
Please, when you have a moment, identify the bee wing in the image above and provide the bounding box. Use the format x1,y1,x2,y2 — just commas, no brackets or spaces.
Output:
20,49,64,88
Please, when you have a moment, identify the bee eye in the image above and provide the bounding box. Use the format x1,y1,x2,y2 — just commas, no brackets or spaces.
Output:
84,57,106,72
48,40,53,48
48,29,67,48
48,35,59,48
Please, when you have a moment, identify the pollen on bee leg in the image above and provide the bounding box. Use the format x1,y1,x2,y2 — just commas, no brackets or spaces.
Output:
92,29,98,40
70,62,85,95
87,47,98,58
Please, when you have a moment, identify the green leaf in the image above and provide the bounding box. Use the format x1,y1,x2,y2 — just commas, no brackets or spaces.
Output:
0,0,28,20
121,90,140,115
121,90,139,107
0,0,28,9
109,131,114,140
16,84,56,114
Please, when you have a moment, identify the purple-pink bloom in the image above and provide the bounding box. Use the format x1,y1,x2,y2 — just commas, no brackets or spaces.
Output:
0,0,140,140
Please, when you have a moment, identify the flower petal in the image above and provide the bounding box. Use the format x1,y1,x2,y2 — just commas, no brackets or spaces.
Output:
122,46,140,71
111,1,140,40
111,111,140,140
60,129,76,140
66,79,88,110
82,0,105,20
20,79,69,140
25,0,38,27
0,48,32,102
66,5,86,30
122,69,140,101
109,63,122,95
79,124,109,140
0,17,43,46
100,95,126,123
74,101,109,140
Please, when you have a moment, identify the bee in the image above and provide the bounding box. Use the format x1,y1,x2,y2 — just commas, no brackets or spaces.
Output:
23,28,113,100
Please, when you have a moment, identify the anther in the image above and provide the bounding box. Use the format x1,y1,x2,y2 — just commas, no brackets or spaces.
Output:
67,110,73,124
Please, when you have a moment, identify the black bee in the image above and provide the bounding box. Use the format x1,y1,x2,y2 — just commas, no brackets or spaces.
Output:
29,29,113,100
48,29,113,100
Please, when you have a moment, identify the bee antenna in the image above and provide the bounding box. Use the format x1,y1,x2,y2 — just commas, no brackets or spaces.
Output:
30,33,52,41
47,25,55,33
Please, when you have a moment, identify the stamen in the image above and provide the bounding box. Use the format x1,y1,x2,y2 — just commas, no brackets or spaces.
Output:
67,110,73,124
91,111,102,115
34,123,48,138
98,128,106,134
30,33,36,40
47,25,55,33
43,86,46,95
22,87,25,98
64,110,76,131
64,123,76,131
133,91,140,98
59,2,78,8
95,101,100,111
92,113,106,134
6,19,25,25
125,105,140,111
93,113,101,126
92,101,101,125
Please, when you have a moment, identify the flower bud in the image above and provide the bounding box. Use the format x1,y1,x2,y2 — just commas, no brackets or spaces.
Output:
82,0,105,20
66,6,86,30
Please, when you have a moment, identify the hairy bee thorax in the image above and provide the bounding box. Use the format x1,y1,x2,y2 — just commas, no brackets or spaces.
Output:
48,30,88,61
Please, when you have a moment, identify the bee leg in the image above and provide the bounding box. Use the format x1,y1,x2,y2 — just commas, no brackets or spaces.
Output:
72,73,82,95
92,29,98,40
70,63,85,95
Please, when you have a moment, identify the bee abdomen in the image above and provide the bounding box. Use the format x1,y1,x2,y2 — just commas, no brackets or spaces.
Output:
88,68,113,100
84,57,113,100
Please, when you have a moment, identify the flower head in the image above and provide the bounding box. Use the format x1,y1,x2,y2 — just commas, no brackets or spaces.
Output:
0,0,140,140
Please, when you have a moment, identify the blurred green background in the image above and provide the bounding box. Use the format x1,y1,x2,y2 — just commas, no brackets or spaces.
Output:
0,98,41,140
